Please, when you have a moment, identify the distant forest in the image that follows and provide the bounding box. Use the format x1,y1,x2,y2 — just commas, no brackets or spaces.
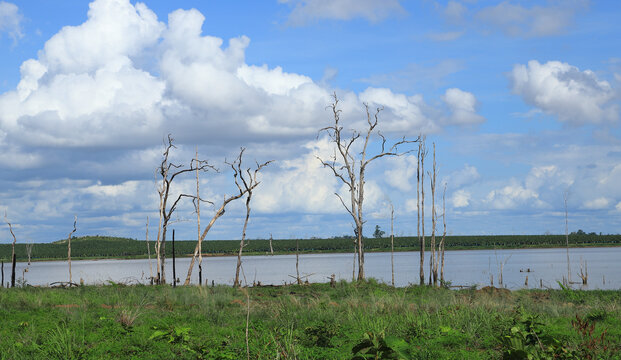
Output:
1,232,620,262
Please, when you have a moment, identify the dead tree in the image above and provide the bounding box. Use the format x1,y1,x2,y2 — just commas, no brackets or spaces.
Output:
146,216,153,284
318,93,418,280
440,183,447,283
4,211,17,288
67,216,77,284
155,135,215,284
183,148,270,285
195,147,204,286
269,233,274,255
419,138,428,285
429,143,437,286
233,148,273,288
25,240,33,265
563,190,571,285
390,201,395,287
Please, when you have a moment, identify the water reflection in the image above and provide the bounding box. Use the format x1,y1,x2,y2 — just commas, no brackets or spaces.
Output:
7,247,620,290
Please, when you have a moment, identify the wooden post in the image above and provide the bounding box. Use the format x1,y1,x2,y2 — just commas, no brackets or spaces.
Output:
11,253,16,288
172,229,176,288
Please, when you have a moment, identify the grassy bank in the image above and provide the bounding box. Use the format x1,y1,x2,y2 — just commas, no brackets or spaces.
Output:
2,234,621,262
1,282,619,359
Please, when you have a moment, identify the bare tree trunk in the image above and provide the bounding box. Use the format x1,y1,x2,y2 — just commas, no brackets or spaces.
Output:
235,195,252,288
440,183,447,283
418,142,424,285
564,190,571,285
420,140,427,286
295,238,301,285
196,147,203,286
1,261,3,288
352,239,357,282
67,216,77,285
390,202,395,287
4,212,17,288
172,229,176,287
26,241,33,265
430,143,437,287
269,233,274,255
146,216,153,284
156,190,164,285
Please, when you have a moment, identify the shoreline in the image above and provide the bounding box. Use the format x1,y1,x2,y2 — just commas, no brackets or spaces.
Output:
8,242,621,264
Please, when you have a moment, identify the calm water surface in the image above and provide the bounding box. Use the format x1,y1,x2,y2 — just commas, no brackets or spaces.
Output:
9,247,621,290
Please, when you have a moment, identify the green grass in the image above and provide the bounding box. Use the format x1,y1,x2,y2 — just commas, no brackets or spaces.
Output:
1,282,620,359
2,233,621,263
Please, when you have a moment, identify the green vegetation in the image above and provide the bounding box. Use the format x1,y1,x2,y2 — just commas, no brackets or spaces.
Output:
0,282,619,359
1,233,620,262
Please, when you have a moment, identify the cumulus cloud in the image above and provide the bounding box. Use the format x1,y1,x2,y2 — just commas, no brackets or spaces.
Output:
0,1,22,41
442,88,485,125
583,197,609,210
0,0,480,151
475,0,587,38
279,0,405,26
485,184,544,210
452,189,471,208
384,155,417,192
509,60,619,125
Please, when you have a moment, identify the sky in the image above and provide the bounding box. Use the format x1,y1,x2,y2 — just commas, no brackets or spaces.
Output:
0,0,620,243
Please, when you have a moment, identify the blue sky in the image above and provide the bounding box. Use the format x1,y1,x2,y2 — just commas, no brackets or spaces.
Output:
0,0,620,243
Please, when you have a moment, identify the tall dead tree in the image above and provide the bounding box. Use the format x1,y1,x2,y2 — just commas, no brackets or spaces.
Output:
155,135,215,284
146,216,153,284
25,240,33,265
429,143,438,286
563,190,571,285
67,216,77,284
318,94,418,280
440,183,447,283
390,201,395,287
418,138,428,285
4,212,17,288
183,148,269,285
233,148,272,288
195,147,204,286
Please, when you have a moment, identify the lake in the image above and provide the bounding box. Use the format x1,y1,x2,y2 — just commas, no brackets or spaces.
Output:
6,247,620,290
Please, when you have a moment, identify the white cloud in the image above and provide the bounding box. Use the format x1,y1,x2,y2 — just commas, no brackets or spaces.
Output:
279,0,405,26
444,164,480,189
0,1,22,41
253,138,342,214
485,184,543,210
442,88,485,125
509,60,619,125
452,189,471,208
475,0,587,38
583,197,609,210
384,155,417,192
